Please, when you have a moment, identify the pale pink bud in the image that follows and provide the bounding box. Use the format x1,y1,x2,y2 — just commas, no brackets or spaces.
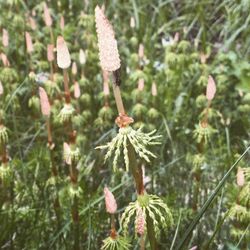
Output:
136,207,145,235
189,246,198,250
200,52,207,64
39,87,51,116
174,32,179,43
79,49,86,65
1,53,10,67
104,187,117,214
32,9,36,17
95,5,121,71
63,142,71,165
151,82,157,96
29,17,36,30
130,17,135,28
2,29,9,47
74,82,81,98
43,3,52,27
56,36,71,69
103,70,110,96
72,62,77,75
47,44,54,62
25,32,34,53
237,167,245,187
60,15,65,30
0,81,3,95
138,78,144,91
206,75,216,101
138,44,144,59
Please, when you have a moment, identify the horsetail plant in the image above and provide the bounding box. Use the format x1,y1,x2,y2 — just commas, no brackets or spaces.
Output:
56,35,81,250
94,5,172,249
38,86,62,236
191,75,217,212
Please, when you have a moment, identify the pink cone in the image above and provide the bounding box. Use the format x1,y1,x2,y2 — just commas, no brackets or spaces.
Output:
79,49,86,65
56,36,71,69
25,32,34,54
151,82,157,96
63,142,71,165
138,44,144,59
1,53,10,67
138,78,144,91
43,3,52,27
104,187,117,214
2,29,9,47
74,82,81,99
72,62,77,75
39,87,51,116
237,167,245,187
206,75,216,101
95,5,121,72
47,44,54,62
60,15,65,30
136,207,145,235
29,17,36,30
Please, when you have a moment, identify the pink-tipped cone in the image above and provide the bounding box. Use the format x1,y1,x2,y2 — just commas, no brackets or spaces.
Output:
72,62,77,75
63,142,71,165
39,87,51,116
1,53,10,67
206,75,216,101
237,167,245,187
79,49,86,65
136,207,145,235
104,187,117,214
47,44,54,62
60,15,65,30
95,5,121,72
151,82,157,96
43,3,52,27
138,78,144,91
25,32,34,54
2,29,9,47
56,36,71,69
74,82,81,99
138,44,144,59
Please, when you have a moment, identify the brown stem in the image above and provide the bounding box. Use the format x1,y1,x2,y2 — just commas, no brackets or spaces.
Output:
140,235,145,250
63,69,71,103
127,143,144,195
146,213,159,250
46,118,53,145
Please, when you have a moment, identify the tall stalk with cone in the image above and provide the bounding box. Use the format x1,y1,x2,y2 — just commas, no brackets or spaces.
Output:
95,6,172,249
56,36,81,250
